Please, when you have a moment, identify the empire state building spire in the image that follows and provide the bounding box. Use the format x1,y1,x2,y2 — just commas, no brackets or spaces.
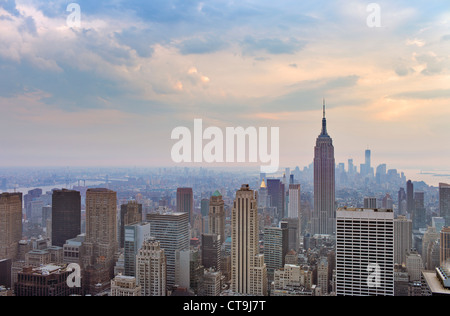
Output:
321,98,328,137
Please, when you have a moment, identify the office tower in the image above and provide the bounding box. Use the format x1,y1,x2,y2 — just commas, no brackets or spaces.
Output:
382,194,393,210
421,269,450,296
317,257,329,294
202,268,222,296
406,180,414,215
82,188,118,295
440,183,450,226
376,164,387,184
124,222,151,277
312,100,335,236
0,192,22,261
110,275,141,296
394,216,412,265
201,198,210,217
288,184,301,219
264,225,288,282
364,197,377,209
441,227,450,267
119,200,143,248
267,179,285,222
258,179,270,208
335,207,394,296
281,219,300,252
176,187,194,223
175,248,203,294
348,159,354,175
208,190,225,244
413,192,426,230
201,233,221,270
136,238,167,296
405,250,423,282
398,188,407,215
51,189,81,248
24,189,42,222
364,149,372,176
14,264,80,296
231,184,267,296
147,210,189,288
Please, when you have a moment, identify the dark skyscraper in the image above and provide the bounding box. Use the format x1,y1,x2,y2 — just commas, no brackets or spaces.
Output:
176,187,194,223
312,100,335,235
406,180,414,215
440,183,450,227
413,192,426,231
119,200,142,248
267,179,285,223
51,189,81,247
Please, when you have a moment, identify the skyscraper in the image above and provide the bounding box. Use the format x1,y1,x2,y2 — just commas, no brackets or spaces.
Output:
439,183,450,227
398,187,407,216
82,188,118,295
0,193,22,261
413,192,426,231
267,178,285,223
288,184,301,219
364,197,377,209
441,227,450,268
136,238,167,296
336,207,394,296
394,216,412,266
147,209,189,288
231,184,267,296
177,187,194,224
406,180,414,215
51,189,81,247
263,225,288,282
119,200,143,249
208,190,225,244
312,100,335,236
124,222,151,277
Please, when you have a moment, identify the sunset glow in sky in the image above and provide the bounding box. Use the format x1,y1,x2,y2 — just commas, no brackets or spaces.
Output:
1,0,450,181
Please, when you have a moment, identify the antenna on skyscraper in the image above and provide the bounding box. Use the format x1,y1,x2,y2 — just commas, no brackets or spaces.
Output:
323,98,326,118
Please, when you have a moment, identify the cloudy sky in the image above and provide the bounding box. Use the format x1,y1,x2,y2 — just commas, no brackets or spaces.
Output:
1,0,450,181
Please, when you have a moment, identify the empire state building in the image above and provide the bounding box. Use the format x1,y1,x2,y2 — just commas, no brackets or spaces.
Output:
312,100,336,235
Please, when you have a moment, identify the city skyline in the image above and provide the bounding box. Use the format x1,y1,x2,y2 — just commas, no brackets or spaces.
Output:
0,1,449,176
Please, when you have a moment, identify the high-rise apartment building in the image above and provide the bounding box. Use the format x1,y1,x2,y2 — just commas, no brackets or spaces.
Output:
147,209,189,288
439,183,450,226
51,189,81,247
0,192,22,261
312,100,335,236
231,184,267,296
335,207,394,296
176,187,194,224
136,238,167,296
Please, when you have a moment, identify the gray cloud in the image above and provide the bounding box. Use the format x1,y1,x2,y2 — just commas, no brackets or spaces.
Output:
242,36,306,55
